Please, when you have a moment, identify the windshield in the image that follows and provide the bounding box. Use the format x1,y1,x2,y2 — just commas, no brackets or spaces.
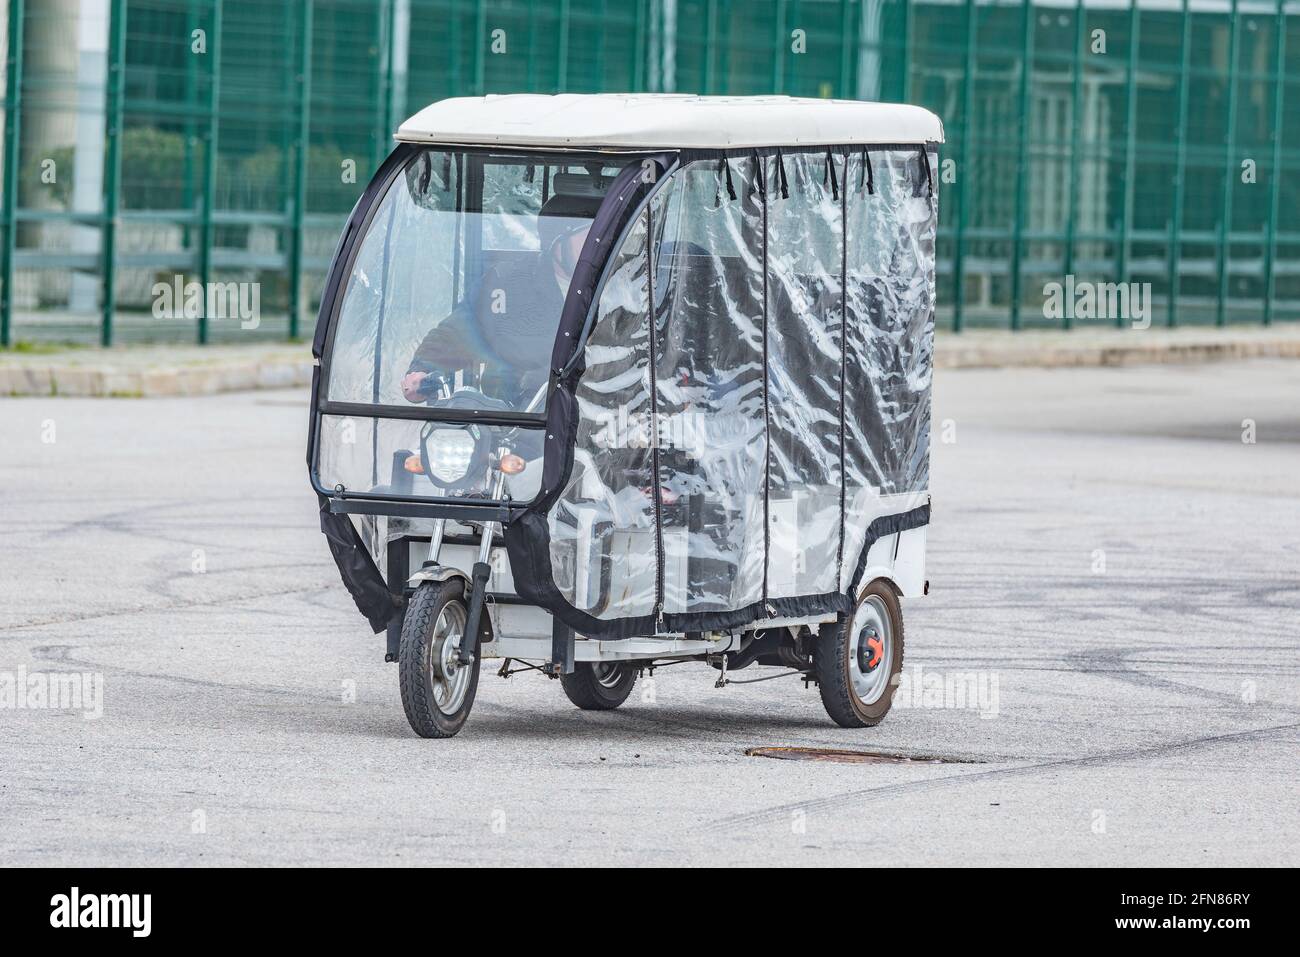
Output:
324,148,633,415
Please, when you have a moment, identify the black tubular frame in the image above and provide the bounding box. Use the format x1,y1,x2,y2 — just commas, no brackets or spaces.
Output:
308,144,666,512
310,141,938,638
308,144,675,628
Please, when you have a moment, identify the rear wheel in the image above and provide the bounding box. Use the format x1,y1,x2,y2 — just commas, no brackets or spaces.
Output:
815,580,904,728
399,580,481,738
560,662,637,711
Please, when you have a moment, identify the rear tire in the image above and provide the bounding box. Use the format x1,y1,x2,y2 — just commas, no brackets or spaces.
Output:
399,580,481,738
815,580,905,728
560,662,637,711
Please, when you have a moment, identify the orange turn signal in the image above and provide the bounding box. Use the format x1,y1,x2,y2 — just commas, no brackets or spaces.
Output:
403,454,424,474
498,453,526,475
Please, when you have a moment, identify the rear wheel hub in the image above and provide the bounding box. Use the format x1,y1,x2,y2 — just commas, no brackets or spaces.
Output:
857,625,883,674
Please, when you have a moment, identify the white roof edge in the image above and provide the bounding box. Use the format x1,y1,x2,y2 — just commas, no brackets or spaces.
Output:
396,94,945,150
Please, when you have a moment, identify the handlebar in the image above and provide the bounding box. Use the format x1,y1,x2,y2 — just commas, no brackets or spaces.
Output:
416,375,548,418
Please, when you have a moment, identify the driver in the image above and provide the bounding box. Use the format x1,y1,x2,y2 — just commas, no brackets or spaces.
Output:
401,192,597,406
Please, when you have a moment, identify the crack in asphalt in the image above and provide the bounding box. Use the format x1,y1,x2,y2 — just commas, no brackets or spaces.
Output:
712,719,1300,830
0,583,335,634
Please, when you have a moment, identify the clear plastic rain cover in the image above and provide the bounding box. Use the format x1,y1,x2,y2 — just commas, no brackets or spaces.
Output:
547,147,935,626
316,149,634,586
318,149,619,507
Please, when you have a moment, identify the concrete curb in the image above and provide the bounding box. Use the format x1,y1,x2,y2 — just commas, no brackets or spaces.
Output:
934,330,1300,369
2,328,1298,397
0,355,313,398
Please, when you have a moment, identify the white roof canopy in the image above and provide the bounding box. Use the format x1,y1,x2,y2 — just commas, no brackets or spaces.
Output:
396,94,944,151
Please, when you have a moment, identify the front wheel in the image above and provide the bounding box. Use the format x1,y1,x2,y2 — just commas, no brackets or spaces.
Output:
815,580,905,728
398,580,481,738
560,662,637,711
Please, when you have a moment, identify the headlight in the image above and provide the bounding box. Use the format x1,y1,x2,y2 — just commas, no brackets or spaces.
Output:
425,427,476,484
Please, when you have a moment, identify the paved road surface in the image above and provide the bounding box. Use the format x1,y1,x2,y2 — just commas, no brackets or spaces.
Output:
1,360,1296,866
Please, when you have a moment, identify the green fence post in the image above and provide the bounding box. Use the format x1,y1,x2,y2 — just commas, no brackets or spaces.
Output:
632,0,645,90
773,0,786,90
557,0,570,90
181,0,201,252
1,0,25,348
448,0,461,94
1216,0,1240,327
1166,0,1191,327
1009,0,1033,330
791,0,803,92
100,0,127,347
952,0,976,334
1261,0,1287,326
525,0,537,89
718,0,732,92
197,0,222,344
473,0,485,93
704,0,718,93
591,0,604,91
1062,0,1084,330
1114,0,1139,328
837,0,847,96
901,0,913,103
375,0,392,169
288,0,313,341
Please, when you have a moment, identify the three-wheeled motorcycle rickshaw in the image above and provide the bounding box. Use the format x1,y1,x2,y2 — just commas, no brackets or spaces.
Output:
308,94,940,737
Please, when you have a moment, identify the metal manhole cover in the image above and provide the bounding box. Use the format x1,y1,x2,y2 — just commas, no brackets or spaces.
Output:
745,747,981,765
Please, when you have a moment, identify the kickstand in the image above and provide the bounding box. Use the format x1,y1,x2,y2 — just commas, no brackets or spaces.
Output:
714,653,729,689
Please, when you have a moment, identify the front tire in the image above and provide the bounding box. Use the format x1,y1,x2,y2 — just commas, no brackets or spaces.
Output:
815,580,905,728
560,662,637,711
398,580,481,738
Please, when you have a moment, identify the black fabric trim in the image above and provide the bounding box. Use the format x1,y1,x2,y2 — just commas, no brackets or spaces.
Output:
329,497,516,522
530,153,677,516
308,145,419,635
759,156,771,608
309,145,416,362
645,200,666,622
318,495,402,634
507,505,930,641
836,155,848,591
678,142,940,164
317,399,546,428
848,502,932,596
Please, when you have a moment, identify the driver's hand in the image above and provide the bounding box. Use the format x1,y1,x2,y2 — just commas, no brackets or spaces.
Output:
400,371,427,402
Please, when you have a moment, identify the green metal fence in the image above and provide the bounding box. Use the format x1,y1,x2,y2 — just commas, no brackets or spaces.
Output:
1,0,1297,346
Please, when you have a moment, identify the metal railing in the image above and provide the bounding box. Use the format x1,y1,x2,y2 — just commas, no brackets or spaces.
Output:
0,0,1296,346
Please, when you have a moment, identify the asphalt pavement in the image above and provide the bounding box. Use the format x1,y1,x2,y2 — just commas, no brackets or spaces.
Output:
1,359,1296,866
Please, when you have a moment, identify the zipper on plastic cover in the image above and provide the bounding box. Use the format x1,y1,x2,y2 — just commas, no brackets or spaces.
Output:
644,203,667,627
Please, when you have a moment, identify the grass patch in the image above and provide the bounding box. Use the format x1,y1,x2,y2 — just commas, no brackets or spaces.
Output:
1,340,86,356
